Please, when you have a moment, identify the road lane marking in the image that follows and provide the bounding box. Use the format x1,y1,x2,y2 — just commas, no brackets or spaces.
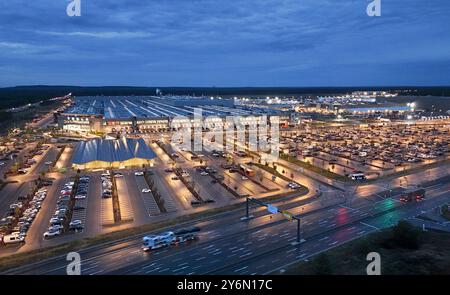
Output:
234,266,248,273
360,222,380,231
239,252,253,258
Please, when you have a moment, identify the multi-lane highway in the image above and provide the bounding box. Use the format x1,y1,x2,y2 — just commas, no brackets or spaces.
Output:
4,176,449,275
3,132,450,274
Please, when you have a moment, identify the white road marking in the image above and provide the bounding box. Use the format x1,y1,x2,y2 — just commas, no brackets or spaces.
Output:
360,222,380,230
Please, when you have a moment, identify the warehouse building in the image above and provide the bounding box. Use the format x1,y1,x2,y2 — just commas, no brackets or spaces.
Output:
58,96,291,134
72,137,156,169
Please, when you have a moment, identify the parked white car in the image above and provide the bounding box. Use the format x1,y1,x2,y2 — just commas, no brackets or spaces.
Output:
2,232,25,244
43,229,61,238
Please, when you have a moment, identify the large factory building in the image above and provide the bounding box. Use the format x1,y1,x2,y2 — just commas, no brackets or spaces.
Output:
58,96,291,134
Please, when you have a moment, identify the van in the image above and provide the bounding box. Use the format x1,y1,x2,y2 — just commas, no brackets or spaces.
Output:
3,232,25,244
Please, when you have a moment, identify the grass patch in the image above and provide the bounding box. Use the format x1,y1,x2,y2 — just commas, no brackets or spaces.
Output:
253,162,309,196
362,158,450,184
278,153,349,182
283,221,450,275
280,153,450,185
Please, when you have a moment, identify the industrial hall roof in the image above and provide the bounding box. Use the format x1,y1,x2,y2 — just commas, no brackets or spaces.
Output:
72,137,157,164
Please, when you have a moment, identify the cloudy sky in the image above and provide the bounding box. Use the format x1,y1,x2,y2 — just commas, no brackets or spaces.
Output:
0,0,449,87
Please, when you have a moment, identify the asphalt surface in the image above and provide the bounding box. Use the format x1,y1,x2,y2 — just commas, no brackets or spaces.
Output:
3,131,450,273
4,179,449,275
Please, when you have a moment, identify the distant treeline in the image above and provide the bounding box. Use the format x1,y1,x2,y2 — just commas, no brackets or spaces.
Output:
1,85,450,110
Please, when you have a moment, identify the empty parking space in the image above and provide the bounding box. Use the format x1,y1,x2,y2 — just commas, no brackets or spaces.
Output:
152,168,183,211
133,173,161,216
101,197,114,226
84,173,102,235
115,177,135,222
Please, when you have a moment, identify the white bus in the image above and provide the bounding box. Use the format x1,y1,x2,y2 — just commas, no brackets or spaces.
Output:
142,227,200,251
142,231,175,251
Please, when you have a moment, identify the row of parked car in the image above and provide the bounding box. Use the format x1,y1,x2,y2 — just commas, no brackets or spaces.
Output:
283,124,450,170
12,145,50,176
70,176,90,233
44,177,87,238
101,172,113,198
287,182,302,189
1,188,48,244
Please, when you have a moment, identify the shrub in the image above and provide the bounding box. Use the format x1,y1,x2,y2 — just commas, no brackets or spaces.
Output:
391,221,421,249
313,254,333,275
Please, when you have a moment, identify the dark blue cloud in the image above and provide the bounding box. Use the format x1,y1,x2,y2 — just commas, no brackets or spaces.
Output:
0,0,449,86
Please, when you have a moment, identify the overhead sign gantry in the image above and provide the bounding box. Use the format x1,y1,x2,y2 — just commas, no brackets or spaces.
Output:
242,197,305,245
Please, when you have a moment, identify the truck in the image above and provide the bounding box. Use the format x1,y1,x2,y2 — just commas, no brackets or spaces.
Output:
142,226,200,251
400,188,426,203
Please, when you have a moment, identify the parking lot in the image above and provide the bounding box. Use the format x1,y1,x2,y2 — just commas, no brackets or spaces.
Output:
155,136,294,201
280,122,450,180
2,128,305,253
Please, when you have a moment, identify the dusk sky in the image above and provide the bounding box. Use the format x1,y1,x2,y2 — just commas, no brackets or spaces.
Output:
1,0,450,87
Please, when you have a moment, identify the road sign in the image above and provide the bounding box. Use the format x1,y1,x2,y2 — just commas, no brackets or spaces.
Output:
267,204,278,214
282,210,293,221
